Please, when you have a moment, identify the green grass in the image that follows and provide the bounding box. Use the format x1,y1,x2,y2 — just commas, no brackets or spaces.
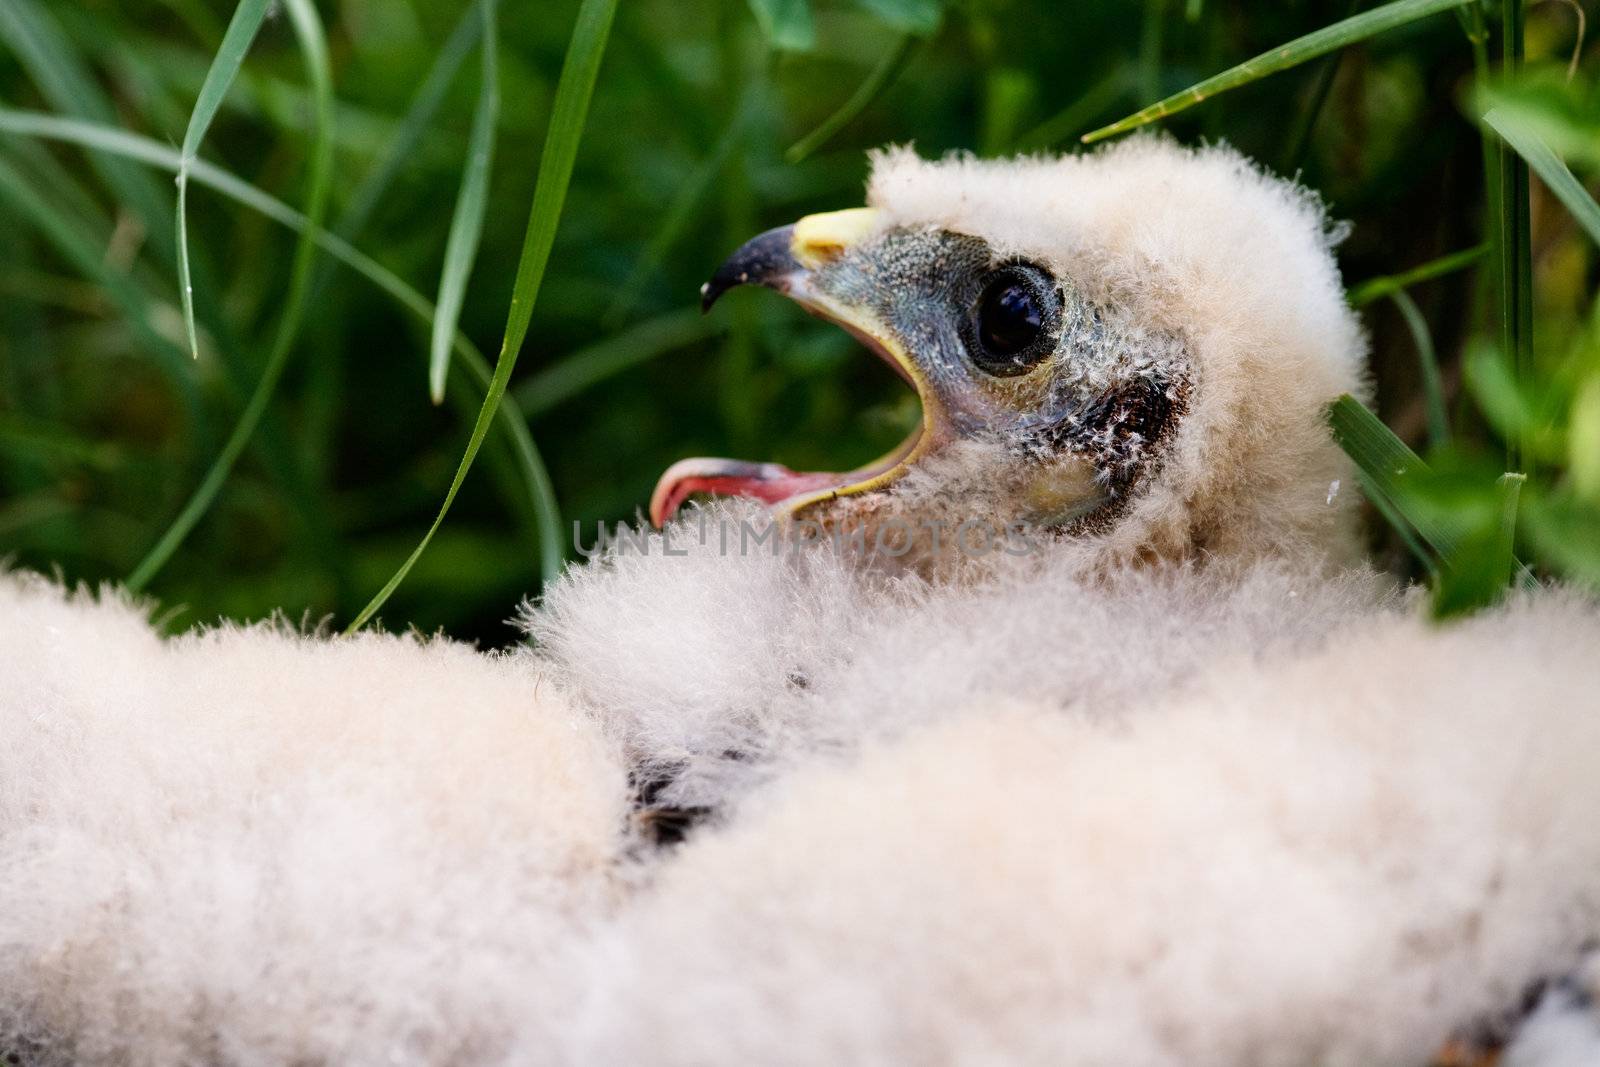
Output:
0,0,1596,640
127,0,334,593
1082,0,1478,143
344,0,618,633
0,104,557,606
429,0,500,405
174,0,272,362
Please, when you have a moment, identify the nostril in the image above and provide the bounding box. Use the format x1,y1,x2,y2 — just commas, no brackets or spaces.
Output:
791,207,881,267
796,239,848,264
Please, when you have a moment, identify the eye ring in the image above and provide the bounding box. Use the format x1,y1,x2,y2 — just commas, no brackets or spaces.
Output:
964,262,1059,378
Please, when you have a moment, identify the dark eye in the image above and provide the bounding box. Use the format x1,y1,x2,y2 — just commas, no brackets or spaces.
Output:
968,265,1056,377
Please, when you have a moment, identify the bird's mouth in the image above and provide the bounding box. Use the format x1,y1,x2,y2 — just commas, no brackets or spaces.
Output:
649,209,943,527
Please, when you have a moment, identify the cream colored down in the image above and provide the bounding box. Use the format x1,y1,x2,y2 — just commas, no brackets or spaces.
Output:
2,138,1598,1066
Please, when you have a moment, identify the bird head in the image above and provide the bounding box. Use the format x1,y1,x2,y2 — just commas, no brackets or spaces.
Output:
651,140,1367,570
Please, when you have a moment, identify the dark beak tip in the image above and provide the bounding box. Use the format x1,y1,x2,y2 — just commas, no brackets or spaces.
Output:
699,224,799,316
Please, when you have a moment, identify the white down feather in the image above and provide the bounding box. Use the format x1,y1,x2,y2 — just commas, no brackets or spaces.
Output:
2,138,1598,1066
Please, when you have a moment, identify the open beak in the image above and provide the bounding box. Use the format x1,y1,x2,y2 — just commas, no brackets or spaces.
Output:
650,208,943,528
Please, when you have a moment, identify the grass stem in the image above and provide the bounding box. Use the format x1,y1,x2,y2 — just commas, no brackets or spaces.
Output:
128,0,334,593
785,34,917,163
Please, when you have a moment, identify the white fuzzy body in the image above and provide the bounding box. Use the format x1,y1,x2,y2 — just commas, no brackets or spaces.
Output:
5,558,1600,1066
0,574,625,1064
3,140,1599,1065
570,594,1600,1067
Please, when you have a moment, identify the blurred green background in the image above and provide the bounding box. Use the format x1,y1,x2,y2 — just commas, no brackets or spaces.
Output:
0,0,1595,644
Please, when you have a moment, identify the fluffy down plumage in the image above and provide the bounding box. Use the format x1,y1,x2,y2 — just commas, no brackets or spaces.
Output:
564,589,1600,1067
5,564,1600,1065
0,573,625,1064
2,139,1598,1066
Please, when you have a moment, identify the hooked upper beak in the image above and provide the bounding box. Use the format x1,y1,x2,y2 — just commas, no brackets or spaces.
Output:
696,207,924,398
700,225,798,312
648,207,946,528
699,207,884,313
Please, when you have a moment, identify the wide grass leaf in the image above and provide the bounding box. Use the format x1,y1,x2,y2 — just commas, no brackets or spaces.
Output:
430,0,500,404
1326,393,1460,559
346,0,619,633
1483,107,1600,247
1083,0,1473,143
1328,395,1540,610
175,0,272,360
1431,473,1525,617
1476,70,1600,170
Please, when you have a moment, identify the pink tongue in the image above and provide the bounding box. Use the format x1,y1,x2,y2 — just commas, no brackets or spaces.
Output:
650,459,840,527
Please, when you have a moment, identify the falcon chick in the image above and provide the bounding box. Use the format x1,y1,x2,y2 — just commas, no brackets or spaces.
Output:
3,139,1599,1067
651,140,1365,572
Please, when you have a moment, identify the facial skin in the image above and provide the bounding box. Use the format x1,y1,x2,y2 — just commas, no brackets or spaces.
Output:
651,209,1190,554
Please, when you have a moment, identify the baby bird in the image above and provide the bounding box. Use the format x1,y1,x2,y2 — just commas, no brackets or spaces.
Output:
650,140,1365,572
596,137,1373,832
3,139,1599,1067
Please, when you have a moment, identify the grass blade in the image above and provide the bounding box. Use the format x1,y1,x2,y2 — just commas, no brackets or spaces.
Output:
1388,289,1450,448
1357,468,1437,573
1326,393,1463,559
429,0,500,404
175,0,272,360
1493,0,1531,472
785,33,917,162
1432,471,1526,617
1463,0,1502,347
1346,243,1488,306
454,349,561,578
1082,0,1472,143
1484,107,1600,247
1,0,320,533
345,0,618,633
128,0,332,591
0,105,562,603
337,4,483,243
1493,472,1525,588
